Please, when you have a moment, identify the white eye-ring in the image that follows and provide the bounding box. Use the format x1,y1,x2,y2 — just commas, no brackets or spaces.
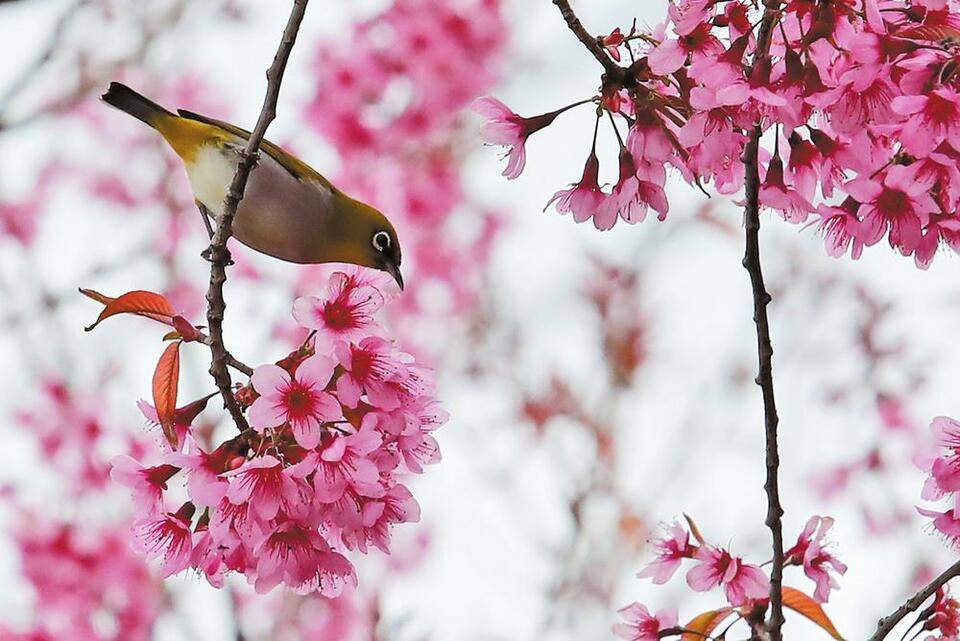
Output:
372,230,391,252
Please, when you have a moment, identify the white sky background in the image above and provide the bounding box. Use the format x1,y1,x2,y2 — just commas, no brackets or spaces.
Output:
2,1,960,640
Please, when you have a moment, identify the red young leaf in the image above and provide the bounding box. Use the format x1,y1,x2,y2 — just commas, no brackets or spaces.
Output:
81,288,177,331
782,586,844,641
153,341,181,447
681,608,733,641
171,315,203,342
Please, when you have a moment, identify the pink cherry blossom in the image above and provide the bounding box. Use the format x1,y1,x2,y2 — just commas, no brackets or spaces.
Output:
190,525,235,589
928,417,960,501
594,149,668,230
614,603,678,641
130,504,195,578
225,455,313,521
335,337,401,409
313,429,384,503
7,517,162,640
846,165,938,256
248,355,342,449
166,440,233,508
293,272,385,352
816,198,866,260
637,521,694,584
760,157,815,223
891,88,960,158
649,20,723,75
252,521,356,597
602,28,626,62
785,516,848,603
472,96,562,179
918,507,960,548
686,545,770,606
341,483,421,554
392,401,446,474
926,589,960,641
545,152,605,224
109,455,179,513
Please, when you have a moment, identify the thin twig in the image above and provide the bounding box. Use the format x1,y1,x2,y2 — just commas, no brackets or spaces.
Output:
204,0,309,432
550,0,623,79
869,560,960,641
741,3,784,641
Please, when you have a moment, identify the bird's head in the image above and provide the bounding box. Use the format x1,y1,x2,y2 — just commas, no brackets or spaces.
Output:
327,193,404,290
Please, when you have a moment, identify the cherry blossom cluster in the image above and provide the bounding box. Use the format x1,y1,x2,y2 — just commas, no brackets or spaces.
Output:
303,0,507,347
476,0,960,268
615,515,847,641
111,269,446,595
919,416,960,546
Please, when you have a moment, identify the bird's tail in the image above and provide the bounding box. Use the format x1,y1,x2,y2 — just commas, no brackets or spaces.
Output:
101,82,174,129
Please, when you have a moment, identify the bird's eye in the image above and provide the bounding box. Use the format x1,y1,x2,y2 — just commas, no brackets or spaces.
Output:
372,230,391,252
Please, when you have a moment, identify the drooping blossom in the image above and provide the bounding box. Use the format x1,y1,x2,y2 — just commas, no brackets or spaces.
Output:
816,198,866,260
335,337,401,409
472,96,563,179
614,603,678,641
225,455,313,522
130,504,195,578
167,438,243,508
594,149,668,230
637,521,694,584
785,516,848,603
918,507,960,548
891,88,960,158
253,521,356,596
109,455,179,513
846,165,939,256
545,151,605,224
686,545,770,606
760,157,815,223
312,429,384,503
920,416,960,544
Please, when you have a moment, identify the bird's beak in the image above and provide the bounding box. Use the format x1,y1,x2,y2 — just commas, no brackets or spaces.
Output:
385,261,404,291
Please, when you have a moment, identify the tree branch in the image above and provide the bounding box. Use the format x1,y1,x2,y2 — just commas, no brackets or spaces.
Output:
869,560,960,641
204,0,309,432
550,0,623,79
740,3,784,641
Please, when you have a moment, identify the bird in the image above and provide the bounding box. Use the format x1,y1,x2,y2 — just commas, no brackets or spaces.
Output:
100,82,403,290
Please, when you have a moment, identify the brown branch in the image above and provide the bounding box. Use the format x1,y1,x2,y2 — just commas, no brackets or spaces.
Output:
550,0,623,80
195,328,253,376
868,560,960,641
204,0,309,432
740,3,784,641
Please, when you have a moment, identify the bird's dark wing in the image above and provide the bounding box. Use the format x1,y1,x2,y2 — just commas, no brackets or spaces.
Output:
176,109,337,192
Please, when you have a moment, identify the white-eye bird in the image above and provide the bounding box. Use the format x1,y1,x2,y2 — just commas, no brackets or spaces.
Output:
101,82,404,289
